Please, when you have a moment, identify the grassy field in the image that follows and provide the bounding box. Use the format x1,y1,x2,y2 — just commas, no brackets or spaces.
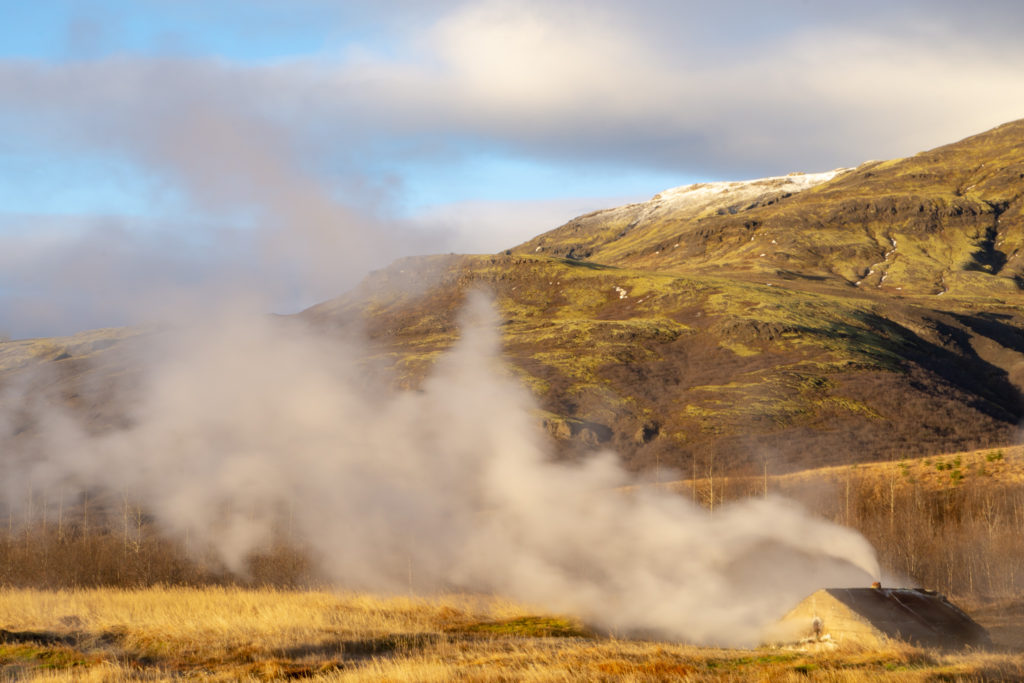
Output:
2,587,1024,681
659,445,1024,504
3,447,1024,679
4,446,1024,679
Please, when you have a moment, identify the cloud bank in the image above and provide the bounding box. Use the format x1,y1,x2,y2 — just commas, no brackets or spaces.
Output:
6,1,1024,175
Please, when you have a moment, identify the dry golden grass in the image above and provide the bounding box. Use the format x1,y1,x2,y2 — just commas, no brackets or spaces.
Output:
657,445,1024,498
2,587,1024,681
775,445,1024,491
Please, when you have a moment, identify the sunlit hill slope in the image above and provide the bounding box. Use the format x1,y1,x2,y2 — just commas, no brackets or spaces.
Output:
306,119,1024,473
3,120,1024,475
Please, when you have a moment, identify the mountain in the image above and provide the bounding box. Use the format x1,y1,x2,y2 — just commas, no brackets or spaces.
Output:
305,119,1024,473
514,119,1024,295
3,120,1024,475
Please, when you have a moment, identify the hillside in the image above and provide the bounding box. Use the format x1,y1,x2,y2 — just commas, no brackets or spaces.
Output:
514,119,1024,297
303,120,1024,473
4,120,1024,475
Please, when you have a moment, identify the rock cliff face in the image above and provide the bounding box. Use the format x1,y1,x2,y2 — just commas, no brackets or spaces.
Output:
306,119,1024,473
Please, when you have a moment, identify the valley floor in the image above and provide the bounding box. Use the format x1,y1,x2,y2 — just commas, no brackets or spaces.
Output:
1,587,1024,681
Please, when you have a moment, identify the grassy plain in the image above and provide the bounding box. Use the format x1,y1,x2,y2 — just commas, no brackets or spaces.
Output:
3,446,1024,679
2,587,1024,681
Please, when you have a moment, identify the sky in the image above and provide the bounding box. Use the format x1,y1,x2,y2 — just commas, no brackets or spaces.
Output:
2,0,1024,338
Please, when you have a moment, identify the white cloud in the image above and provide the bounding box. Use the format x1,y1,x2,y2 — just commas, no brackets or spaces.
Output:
428,2,663,116
4,5,1024,182
316,0,1024,173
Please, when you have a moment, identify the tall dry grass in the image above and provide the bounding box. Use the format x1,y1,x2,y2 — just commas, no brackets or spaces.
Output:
5,447,1024,679
0,587,545,681
1,587,1023,681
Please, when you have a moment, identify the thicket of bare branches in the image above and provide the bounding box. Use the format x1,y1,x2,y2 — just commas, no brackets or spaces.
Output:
0,490,316,589
693,455,1024,600
2,458,1022,600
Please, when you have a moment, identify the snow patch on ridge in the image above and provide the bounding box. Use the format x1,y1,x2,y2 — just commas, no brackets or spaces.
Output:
650,169,849,209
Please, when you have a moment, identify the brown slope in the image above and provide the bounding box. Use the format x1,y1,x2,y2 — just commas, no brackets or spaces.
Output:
305,119,1024,475
5,121,1024,478
514,118,1024,298
303,257,1024,475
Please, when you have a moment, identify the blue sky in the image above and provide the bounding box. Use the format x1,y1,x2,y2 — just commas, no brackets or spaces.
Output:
3,1,346,61
1,1,691,220
2,0,1024,338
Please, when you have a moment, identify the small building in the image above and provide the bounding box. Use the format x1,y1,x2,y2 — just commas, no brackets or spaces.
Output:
772,586,991,650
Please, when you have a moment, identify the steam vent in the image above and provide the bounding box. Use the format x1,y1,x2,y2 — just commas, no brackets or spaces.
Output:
774,586,992,650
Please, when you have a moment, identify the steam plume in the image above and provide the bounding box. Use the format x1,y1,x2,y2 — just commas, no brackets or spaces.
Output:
1,291,878,646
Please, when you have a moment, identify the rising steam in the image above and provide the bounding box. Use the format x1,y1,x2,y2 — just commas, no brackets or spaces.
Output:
1,291,878,646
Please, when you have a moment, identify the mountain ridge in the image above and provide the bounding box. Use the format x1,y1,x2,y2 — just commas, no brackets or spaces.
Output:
304,117,1024,473
510,118,1024,300
6,119,1024,475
